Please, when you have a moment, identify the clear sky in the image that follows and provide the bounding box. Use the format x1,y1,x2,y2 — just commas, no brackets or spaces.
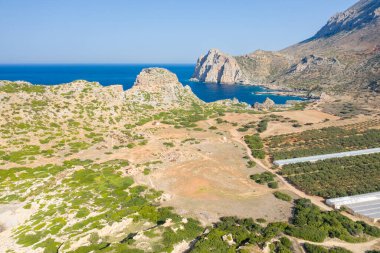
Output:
0,0,358,64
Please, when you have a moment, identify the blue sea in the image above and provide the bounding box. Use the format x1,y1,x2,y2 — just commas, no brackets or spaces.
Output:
0,64,304,105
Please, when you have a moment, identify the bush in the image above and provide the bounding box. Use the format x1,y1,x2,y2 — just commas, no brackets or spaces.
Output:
303,243,329,253
257,120,268,133
244,134,265,159
163,142,174,148
289,199,379,243
268,181,278,189
256,218,266,223
247,160,256,168
250,172,274,184
279,237,292,248
273,191,292,202
303,243,353,253
287,226,327,242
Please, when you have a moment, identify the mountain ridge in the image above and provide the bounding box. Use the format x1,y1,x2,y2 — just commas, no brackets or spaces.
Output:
191,0,380,94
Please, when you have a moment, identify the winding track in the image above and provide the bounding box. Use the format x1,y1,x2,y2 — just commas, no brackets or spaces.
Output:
228,127,380,252
229,128,331,211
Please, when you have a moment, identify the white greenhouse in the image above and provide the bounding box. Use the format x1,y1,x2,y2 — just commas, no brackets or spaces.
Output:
326,191,380,222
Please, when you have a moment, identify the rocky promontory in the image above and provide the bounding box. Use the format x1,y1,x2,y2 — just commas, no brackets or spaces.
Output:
128,68,201,107
191,49,245,84
191,0,380,94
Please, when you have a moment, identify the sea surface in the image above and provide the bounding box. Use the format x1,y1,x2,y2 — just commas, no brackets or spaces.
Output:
0,64,305,105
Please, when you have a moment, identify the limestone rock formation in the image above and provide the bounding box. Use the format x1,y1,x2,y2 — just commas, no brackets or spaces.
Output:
193,0,380,94
132,68,182,93
254,97,275,111
127,68,200,107
312,0,380,39
191,49,245,84
287,55,340,74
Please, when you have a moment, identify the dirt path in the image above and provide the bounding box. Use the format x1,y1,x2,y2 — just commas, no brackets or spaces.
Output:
228,128,331,211
231,128,380,227
294,238,380,253
228,127,380,252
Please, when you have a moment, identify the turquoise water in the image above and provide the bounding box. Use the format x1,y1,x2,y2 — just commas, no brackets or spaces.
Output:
0,64,304,105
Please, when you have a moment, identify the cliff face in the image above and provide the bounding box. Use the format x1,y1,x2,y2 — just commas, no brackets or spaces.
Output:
191,49,245,84
312,0,380,39
128,68,201,107
192,0,380,94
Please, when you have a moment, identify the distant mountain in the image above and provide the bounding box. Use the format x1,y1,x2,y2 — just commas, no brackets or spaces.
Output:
192,0,380,94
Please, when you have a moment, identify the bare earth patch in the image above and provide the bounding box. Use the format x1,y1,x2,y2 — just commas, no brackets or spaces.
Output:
133,124,293,225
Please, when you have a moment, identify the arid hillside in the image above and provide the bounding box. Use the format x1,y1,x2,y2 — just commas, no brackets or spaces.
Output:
192,0,380,95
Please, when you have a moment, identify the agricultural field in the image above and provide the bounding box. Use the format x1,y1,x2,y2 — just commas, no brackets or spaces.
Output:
266,126,380,160
279,153,380,198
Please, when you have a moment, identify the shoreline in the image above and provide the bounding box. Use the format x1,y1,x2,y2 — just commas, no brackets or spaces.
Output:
189,78,315,100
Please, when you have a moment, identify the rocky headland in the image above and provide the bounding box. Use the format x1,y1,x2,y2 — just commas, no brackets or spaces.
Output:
191,0,380,95
190,49,245,84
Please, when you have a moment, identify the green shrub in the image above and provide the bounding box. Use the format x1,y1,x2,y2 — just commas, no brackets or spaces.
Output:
163,142,174,148
273,191,292,202
288,199,379,243
244,134,265,159
287,226,327,242
303,243,353,253
256,218,266,223
257,119,268,133
268,181,278,189
247,160,256,168
250,172,274,184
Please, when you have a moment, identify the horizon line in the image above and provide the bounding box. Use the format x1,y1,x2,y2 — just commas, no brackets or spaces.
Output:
0,63,196,66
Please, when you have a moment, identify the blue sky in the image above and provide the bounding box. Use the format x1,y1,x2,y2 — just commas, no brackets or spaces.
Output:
0,0,357,64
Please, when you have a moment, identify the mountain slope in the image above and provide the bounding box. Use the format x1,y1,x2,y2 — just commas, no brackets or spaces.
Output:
192,0,380,94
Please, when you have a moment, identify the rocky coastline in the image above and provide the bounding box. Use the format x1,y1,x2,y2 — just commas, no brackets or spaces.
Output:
191,0,380,94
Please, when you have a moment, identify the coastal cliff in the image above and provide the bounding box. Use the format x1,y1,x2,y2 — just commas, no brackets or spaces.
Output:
191,49,245,84
192,0,380,94
128,68,201,107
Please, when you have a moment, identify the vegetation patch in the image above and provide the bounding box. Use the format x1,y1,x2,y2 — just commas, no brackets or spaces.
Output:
303,243,352,253
273,191,292,202
266,127,380,160
2,159,203,252
244,134,265,159
286,199,380,243
280,153,380,198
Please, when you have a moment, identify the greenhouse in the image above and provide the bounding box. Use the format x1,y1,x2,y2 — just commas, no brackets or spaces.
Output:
326,191,380,222
273,147,380,166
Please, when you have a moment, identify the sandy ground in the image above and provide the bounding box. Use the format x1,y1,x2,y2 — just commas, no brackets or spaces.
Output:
262,110,339,138
134,123,293,225
0,203,38,253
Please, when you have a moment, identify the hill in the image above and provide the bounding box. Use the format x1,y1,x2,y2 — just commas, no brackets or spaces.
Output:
192,0,380,94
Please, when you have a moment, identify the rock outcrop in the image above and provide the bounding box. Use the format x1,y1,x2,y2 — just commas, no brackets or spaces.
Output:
192,0,380,94
287,55,340,74
132,68,183,94
191,49,245,84
253,97,275,111
127,68,200,107
312,0,380,39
